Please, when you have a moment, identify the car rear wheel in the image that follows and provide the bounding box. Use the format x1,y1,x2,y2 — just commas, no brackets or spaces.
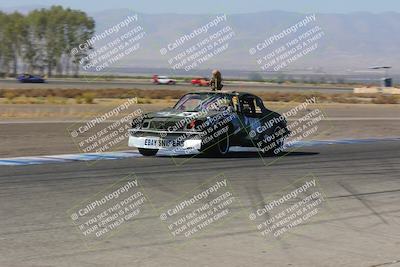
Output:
138,148,158,156
264,126,285,155
274,126,284,148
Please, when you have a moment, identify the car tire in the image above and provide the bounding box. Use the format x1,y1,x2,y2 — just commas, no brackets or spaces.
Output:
273,125,285,152
201,126,230,157
263,125,285,155
216,130,230,156
138,148,158,156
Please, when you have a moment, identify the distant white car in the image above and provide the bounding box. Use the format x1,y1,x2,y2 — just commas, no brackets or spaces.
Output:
152,75,176,85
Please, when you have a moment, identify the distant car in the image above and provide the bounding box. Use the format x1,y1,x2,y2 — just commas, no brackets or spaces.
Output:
128,91,290,156
191,77,210,87
17,74,45,83
152,75,176,85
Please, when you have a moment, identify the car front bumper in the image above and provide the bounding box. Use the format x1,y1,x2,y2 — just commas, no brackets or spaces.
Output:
128,129,203,151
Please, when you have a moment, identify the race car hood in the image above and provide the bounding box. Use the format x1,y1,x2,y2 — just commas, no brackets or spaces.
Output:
144,108,221,121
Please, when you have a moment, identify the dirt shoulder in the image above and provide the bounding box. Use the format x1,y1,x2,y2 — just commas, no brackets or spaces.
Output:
0,101,399,121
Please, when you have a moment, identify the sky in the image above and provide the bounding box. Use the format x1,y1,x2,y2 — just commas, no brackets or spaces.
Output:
0,0,400,14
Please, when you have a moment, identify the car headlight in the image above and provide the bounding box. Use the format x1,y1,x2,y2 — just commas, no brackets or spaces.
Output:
132,118,148,129
187,120,203,130
142,120,150,128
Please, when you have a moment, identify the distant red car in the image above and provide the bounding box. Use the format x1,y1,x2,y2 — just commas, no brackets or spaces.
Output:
191,77,210,86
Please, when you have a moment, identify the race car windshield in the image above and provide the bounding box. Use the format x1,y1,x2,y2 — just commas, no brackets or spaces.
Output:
174,94,232,112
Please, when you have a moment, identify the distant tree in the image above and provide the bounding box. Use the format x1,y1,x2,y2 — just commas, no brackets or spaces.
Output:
0,12,25,76
67,9,95,77
276,73,286,84
248,72,264,82
0,6,95,77
0,12,5,75
22,9,48,75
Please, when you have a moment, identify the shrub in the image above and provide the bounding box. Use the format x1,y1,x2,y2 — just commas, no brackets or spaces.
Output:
372,95,398,104
137,97,153,104
75,96,83,104
4,92,16,101
47,96,67,104
82,92,96,104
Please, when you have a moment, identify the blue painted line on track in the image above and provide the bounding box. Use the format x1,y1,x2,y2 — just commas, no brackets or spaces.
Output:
0,137,399,166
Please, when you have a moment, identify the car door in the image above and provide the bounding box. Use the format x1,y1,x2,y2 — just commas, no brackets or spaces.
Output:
237,95,264,145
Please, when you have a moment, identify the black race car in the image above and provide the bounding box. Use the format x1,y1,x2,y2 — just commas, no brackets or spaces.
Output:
17,74,45,83
128,91,290,156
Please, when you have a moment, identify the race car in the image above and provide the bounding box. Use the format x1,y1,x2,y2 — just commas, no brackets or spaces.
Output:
191,77,210,86
152,75,176,85
17,74,45,83
128,91,290,156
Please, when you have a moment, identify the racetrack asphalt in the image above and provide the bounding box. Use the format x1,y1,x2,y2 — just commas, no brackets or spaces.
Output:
0,140,399,266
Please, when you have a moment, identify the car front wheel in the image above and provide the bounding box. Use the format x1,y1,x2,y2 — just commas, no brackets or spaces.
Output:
201,127,230,156
138,148,158,156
